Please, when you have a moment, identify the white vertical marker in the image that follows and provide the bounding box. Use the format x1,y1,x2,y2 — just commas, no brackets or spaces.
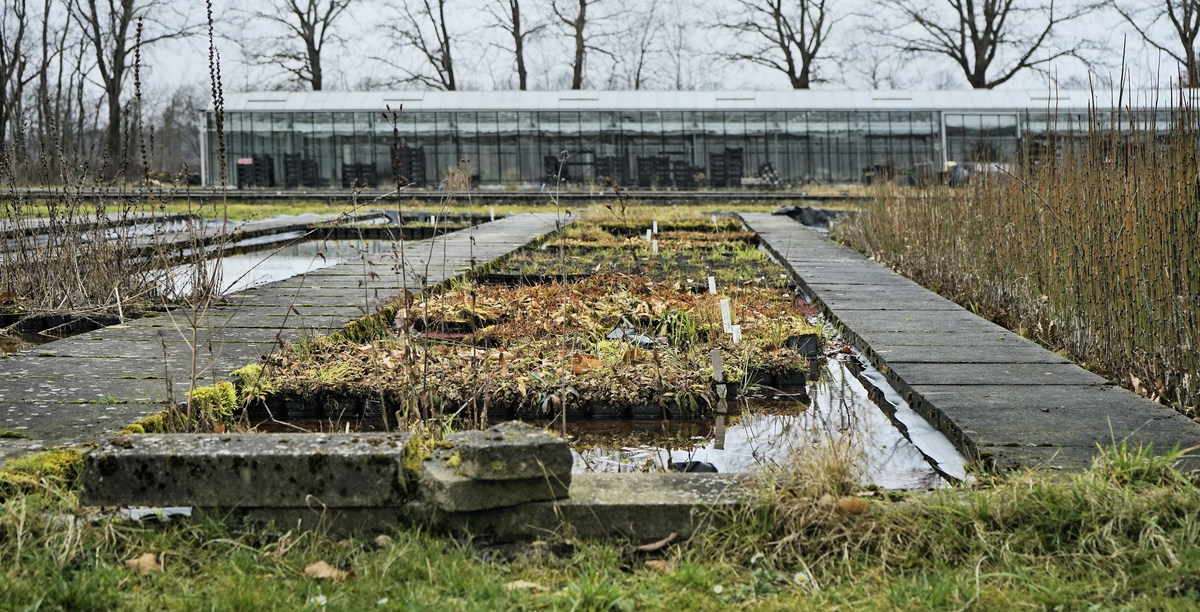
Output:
731,324,742,344
720,298,732,334
489,206,495,222
652,220,658,234
651,240,658,254
645,229,652,242
707,276,717,295
711,214,717,224
430,214,436,226
709,349,725,383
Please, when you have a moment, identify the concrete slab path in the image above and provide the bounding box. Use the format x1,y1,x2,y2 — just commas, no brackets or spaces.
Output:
742,213,1200,472
0,213,565,462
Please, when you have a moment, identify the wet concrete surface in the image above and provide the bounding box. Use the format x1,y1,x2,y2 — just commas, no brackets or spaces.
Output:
743,212,1200,473
0,214,564,462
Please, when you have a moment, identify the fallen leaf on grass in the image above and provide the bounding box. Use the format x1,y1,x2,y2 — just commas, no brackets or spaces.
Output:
125,552,162,576
645,559,673,575
836,496,869,515
503,580,549,593
305,561,351,581
568,353,603,375
630,531,677,553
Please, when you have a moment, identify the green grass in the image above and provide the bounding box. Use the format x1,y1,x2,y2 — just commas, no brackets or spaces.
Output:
1,444,1198,609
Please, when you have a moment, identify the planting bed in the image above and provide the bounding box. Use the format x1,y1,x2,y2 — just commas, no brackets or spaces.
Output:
239,208,963,486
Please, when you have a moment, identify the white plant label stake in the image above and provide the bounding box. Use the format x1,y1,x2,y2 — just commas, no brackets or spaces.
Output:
489,207,495,222
710,349,725,383
651,240,658,254
708,276,717,295
720,299,732,334
645,229,652,242
430,214,436,226
652,220,658,234
710,349,728,414
711,215,717,224
731,324,742,344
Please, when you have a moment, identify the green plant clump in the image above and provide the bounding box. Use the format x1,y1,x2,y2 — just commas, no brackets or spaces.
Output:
0,448,84,498
188,382,238,422
231,364,278,404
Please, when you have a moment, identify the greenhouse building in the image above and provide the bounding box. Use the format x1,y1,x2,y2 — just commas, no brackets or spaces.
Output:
201,90,1173,189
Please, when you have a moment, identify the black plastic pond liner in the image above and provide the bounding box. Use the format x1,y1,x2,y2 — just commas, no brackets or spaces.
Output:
321,226,465,241
477,273,594,286
598,222,746,236
786,333,821,358
0,312,123,336
670,460,719,473
240,365,821,425
771,205,845,228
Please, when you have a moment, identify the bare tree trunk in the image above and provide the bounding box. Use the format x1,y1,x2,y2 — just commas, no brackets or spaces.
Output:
75,0,195,174
511,0,528,89
714,0,831,90
552,0,597,89
488,0,546,90
0,0,31,149
377,0,458,90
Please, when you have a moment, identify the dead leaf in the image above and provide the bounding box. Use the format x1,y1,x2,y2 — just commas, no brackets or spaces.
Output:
569,353,603,375
503,579,549,593
125,552,162,576
645,559,673,575
630,531,677,553
304,560,350,581
836,496,868,515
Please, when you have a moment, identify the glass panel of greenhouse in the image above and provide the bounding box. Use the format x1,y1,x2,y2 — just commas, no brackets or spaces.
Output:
202,90,1180,188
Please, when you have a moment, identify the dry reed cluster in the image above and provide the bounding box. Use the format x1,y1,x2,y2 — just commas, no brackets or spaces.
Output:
836,91,1200,414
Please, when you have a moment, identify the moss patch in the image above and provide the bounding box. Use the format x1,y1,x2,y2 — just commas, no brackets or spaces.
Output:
0,448,84,497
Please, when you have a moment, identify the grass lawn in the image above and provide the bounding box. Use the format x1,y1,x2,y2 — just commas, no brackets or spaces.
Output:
1,444,1198,610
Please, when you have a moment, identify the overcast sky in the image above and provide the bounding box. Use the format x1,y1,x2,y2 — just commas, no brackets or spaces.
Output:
134,0,1189,103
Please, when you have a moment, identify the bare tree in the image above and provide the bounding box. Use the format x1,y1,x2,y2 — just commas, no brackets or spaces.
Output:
714,0,833,89
0,0,32,148
552,0,615,89
73,0,196,172
234,0,352,91
379,0,458,90
486,0,547,90
610,0,663,89
1113,0,1200,86
148,84,203,177
879,0,1094,89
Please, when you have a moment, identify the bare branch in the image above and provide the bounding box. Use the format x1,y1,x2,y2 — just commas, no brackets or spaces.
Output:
711,0,835,89
876,0,1097,89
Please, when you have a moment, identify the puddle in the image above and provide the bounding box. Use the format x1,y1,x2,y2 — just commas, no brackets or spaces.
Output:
569,355,966,489
250,354,968,490
163,237,406,297
0,332,56,355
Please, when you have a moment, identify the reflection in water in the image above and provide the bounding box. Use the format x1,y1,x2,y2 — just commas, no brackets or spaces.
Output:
163,238,403,297
0,332,53,355
573,356,967,489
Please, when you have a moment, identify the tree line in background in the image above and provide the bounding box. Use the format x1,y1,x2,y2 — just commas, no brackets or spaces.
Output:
0,0,1198,182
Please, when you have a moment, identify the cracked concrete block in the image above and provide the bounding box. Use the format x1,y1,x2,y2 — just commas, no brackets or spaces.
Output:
445,421,572,481
420,453,570,513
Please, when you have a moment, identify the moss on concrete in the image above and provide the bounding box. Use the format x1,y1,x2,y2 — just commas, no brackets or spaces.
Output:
0,448,84,497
